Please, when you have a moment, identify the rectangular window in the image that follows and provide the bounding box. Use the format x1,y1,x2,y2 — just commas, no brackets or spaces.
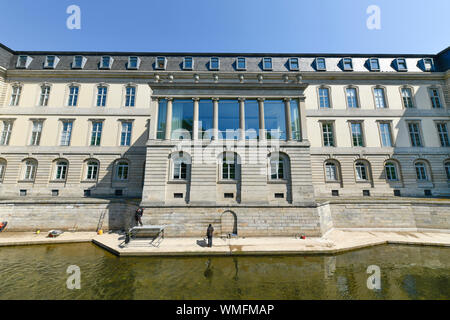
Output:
210,57,219,70
120,122,132,146
198,99,213,139
318,87,330,108
222,156,236,180
264,100,286,140
30,121,43,146
346,88,359,108
437,123,450,147
156,57,166,69
343,58,353,70
96,86,107,107
91,122,103,146
0,121,13,146
128,56,139,69
68,86,79,107
423,58,433,71
316,58,326,71
408,123,422,147
379,122,392,147
289,58,299,70
322,123,334,147
156,99,167,139
218,100,239,140
10,86,21,106
325,163,337,181
369,58,380,71
397,58,407,71
39,86,51,106
172,99,194,139
101,56,112,69
73,56,84,68
351,123,364,147
401,88,414,108
374,88,386,108
290,99,301,140
60,121,73,146
183,57,193,70
45,56,56,68
125,86,136,107
244,100,259,139
263,57,272,70
17,55,29,68
236,57,246,70
429,89,442,109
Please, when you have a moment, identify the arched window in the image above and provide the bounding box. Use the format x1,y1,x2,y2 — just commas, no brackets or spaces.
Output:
0,159,6,182
221,153,237,180
86,160,99,180
445,161,450,181
355,161,369,181
171,153,190,180
325,161,339,181
115,160,129,181
54,160,68,180
269,153,288,180
385,162,398,181
415,161,428,181
23,159,37,181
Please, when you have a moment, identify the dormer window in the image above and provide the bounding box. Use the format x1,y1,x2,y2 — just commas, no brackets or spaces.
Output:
263,57,273,70
369,58,380,71
210,57,219,70
396,58,407,71
72,56,86,69
289,58,299,71
183,57,193,70
315,58,326,71
16,55,32,69
422,58,434,71
236,57,246,70
44,56,59,69
342,58,353,71
100,56,113,69
127,56,140,69
156,57,167,70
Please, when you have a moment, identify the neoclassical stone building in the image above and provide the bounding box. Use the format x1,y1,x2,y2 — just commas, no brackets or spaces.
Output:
0,43,449,235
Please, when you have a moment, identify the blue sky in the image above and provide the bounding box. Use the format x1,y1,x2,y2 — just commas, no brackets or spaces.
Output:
1,0,449,54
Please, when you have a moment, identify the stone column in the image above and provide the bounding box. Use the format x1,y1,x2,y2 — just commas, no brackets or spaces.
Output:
299,97,308,141
284,98,292,141
192,98,199,140
258,98,265,140
164,97,173,140
239,98,245,140
212,98,219,140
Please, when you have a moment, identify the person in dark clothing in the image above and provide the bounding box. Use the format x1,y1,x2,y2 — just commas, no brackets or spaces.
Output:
206,224,214,247
135,207,143,226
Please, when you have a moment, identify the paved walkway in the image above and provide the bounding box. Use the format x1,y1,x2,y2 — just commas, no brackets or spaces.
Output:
1,229,449,255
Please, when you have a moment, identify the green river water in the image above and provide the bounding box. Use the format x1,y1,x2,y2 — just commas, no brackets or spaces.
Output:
0,243,449,299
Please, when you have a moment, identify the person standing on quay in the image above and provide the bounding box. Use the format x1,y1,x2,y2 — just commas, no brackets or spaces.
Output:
135,207,144,226
206,224,214,247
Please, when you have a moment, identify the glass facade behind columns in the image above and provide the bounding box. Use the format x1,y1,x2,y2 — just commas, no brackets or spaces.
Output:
172,99,193,139
198,99,214,139
218,100,239,140
244,100,259,139
264,100,286,140
156,99,167,139
290,99,301,140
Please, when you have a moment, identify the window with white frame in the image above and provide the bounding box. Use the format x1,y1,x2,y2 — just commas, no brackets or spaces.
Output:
72,56,85,69
346,87,359,108
379,122,393,147
318,87,330,108
262,57,272,70
385,162,398,181
86,160,99,180
270,155,286,180
96,86,108,107
100,56,112,69
221,153,237,180
415,162,428,181
236,57,246,70
10,85,21,106
429,88,442,109
351,122,364,147
401,87,414,108
90,121,103,146
342,58,353,71
128,56,140,69
325,161,338,181
289,58,299,70
408,122,422,147
316,58,326,71
172,156,188,180
0,121,13,146
355,161,368,181
322,122,334,147
23,159,37,181
374,87,387,108
183,57,193,70
39,85,51,106
369,58,380,71
30,120,43,146
423,58,434,71
396,58,408,71
124,86,136,107
210,57,219,70
60,121,73,146
67,86,79,107
156,57,167,70
0,159,6,182
120,121,132,146
54,160,68,180
17,55,30,68
115,161,129,181
437,123,450,147
445,161,450,180
44,56,59,68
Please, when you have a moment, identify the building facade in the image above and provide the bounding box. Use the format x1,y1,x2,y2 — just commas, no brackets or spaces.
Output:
0,43,449,235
